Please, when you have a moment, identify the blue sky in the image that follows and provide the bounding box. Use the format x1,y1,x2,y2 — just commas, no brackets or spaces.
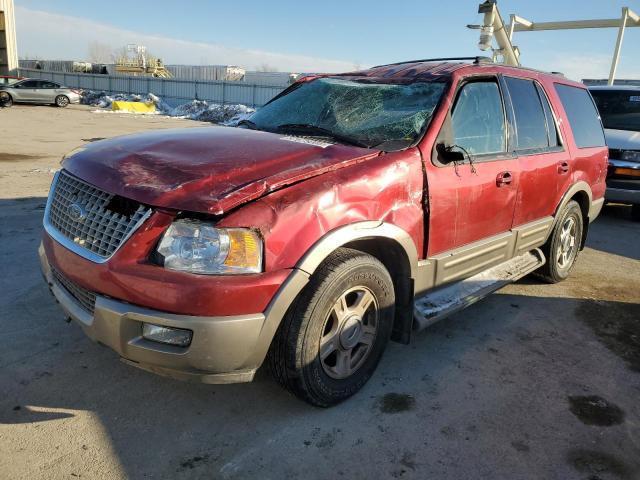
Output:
14,0,640,79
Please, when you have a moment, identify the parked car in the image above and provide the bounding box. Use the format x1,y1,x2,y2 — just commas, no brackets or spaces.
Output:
0,78,81,107
39,58,607,406
589,86,640,220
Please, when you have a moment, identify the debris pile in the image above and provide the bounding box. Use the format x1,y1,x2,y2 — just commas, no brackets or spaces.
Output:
80,90,255,125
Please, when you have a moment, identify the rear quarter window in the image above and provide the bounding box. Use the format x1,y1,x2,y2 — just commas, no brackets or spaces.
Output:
554,84,606,148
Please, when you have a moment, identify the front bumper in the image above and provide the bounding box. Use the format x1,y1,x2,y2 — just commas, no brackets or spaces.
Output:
40,243,267,383
67,93,81,104
606,187,640,204
606,158,640,205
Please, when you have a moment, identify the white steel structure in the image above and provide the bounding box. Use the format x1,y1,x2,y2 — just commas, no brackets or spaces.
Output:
473,0,640,85
0,0,18,75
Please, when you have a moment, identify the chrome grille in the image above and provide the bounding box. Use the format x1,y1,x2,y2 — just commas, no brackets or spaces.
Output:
51,267,96,315
46,171,151,261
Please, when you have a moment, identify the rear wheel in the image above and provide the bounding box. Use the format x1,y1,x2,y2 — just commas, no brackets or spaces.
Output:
268,248,395,407
55,95,69,107
0,91,13,107
536,200,583,283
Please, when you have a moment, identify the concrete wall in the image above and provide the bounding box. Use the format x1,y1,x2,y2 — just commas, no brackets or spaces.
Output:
0,0,18,75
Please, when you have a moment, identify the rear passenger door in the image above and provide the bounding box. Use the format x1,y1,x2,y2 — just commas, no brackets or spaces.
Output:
37,81,60,103
503,76,568,226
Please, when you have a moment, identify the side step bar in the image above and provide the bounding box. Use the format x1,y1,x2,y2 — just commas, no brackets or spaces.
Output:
413,249,546,331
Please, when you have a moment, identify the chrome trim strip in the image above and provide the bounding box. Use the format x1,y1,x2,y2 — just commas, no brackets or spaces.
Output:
608,158,640,169
43,171,153,264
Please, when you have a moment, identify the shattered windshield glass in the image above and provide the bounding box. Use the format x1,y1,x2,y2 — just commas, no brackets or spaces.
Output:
248,78,447,151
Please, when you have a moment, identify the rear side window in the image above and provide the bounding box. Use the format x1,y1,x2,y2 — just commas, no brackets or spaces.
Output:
452,81,506,155
505,77,549,151
555,84,606,148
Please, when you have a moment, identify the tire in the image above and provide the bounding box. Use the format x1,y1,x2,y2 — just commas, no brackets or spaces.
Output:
631,205,640,222
55,95,70,108
536,200,584,283
0,92,13,107
268,247,395,407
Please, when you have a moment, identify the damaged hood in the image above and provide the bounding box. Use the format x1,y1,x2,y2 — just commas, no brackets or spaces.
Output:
62,126,380,215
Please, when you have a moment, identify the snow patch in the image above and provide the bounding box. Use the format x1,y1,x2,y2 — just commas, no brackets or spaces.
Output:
81,90,255,125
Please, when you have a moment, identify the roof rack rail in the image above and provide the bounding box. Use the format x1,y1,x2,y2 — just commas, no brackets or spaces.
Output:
373,56,494,68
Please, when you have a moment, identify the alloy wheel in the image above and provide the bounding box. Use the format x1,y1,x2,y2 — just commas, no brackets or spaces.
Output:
557,216,577,269
320,286,378,379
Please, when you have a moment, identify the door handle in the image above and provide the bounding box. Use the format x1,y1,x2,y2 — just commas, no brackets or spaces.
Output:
558,161,570,174
496,171,512,187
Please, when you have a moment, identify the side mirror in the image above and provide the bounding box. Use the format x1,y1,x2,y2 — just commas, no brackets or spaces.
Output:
436,143,465,163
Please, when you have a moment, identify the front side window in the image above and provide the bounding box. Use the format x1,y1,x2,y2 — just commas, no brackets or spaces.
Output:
505,77,549,151
17,80,39,89
248,77,447,151
590,89,640,133
555,84,606,148
451,81,506,155
536,83,561,148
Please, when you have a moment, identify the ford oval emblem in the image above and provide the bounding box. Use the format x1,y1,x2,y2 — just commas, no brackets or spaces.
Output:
68,203,86,222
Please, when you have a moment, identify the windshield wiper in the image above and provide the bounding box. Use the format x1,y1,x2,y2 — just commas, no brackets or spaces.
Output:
274,123,371,149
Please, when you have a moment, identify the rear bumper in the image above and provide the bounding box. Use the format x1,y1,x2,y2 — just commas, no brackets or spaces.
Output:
40,243,267,383
588,197,605,222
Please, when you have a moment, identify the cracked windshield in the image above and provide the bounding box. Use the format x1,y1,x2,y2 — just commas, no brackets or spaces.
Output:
248,78,446,150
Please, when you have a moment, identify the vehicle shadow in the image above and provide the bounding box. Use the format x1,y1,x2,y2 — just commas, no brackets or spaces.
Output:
1,196,639,479
585,204,640,261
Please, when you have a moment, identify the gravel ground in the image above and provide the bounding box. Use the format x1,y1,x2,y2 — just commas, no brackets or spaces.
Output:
1,104,639,480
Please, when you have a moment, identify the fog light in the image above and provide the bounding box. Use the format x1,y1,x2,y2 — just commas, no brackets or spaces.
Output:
142,323,192,347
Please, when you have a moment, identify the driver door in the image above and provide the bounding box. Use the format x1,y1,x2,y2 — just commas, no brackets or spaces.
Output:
426,77,520,268
12,80,40,102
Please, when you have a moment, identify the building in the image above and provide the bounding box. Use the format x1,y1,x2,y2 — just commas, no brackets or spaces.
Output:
0,0,18,75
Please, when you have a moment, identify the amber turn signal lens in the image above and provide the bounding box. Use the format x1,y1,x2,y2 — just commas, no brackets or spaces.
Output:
614,167,640,177
224,229,262,272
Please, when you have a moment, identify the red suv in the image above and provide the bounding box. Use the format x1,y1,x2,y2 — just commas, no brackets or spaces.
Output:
40,58,607,406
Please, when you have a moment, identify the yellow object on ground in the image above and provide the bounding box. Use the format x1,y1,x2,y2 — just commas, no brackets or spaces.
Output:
111,101,156,113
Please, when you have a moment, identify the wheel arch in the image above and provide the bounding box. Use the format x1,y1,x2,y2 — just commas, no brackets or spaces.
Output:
247,222,419,368
554,181,592,249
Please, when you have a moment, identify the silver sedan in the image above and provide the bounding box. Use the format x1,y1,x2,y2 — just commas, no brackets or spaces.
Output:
0,79,81,107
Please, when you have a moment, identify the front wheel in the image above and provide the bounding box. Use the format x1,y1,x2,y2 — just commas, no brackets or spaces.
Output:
536,200,583,283
268,248,395,407
0,92,13,107
55,95,69,107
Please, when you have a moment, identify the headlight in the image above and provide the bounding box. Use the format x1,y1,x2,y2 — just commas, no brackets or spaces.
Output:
156,220,262,274
620,150,640,162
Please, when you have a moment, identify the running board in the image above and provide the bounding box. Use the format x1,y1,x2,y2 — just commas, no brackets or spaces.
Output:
413,248,545,331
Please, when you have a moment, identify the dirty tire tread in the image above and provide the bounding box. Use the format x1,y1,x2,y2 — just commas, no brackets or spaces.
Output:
536,200,583,284
268,247,394,407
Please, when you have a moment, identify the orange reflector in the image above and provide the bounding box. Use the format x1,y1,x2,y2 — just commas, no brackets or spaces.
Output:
614,167,640,177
